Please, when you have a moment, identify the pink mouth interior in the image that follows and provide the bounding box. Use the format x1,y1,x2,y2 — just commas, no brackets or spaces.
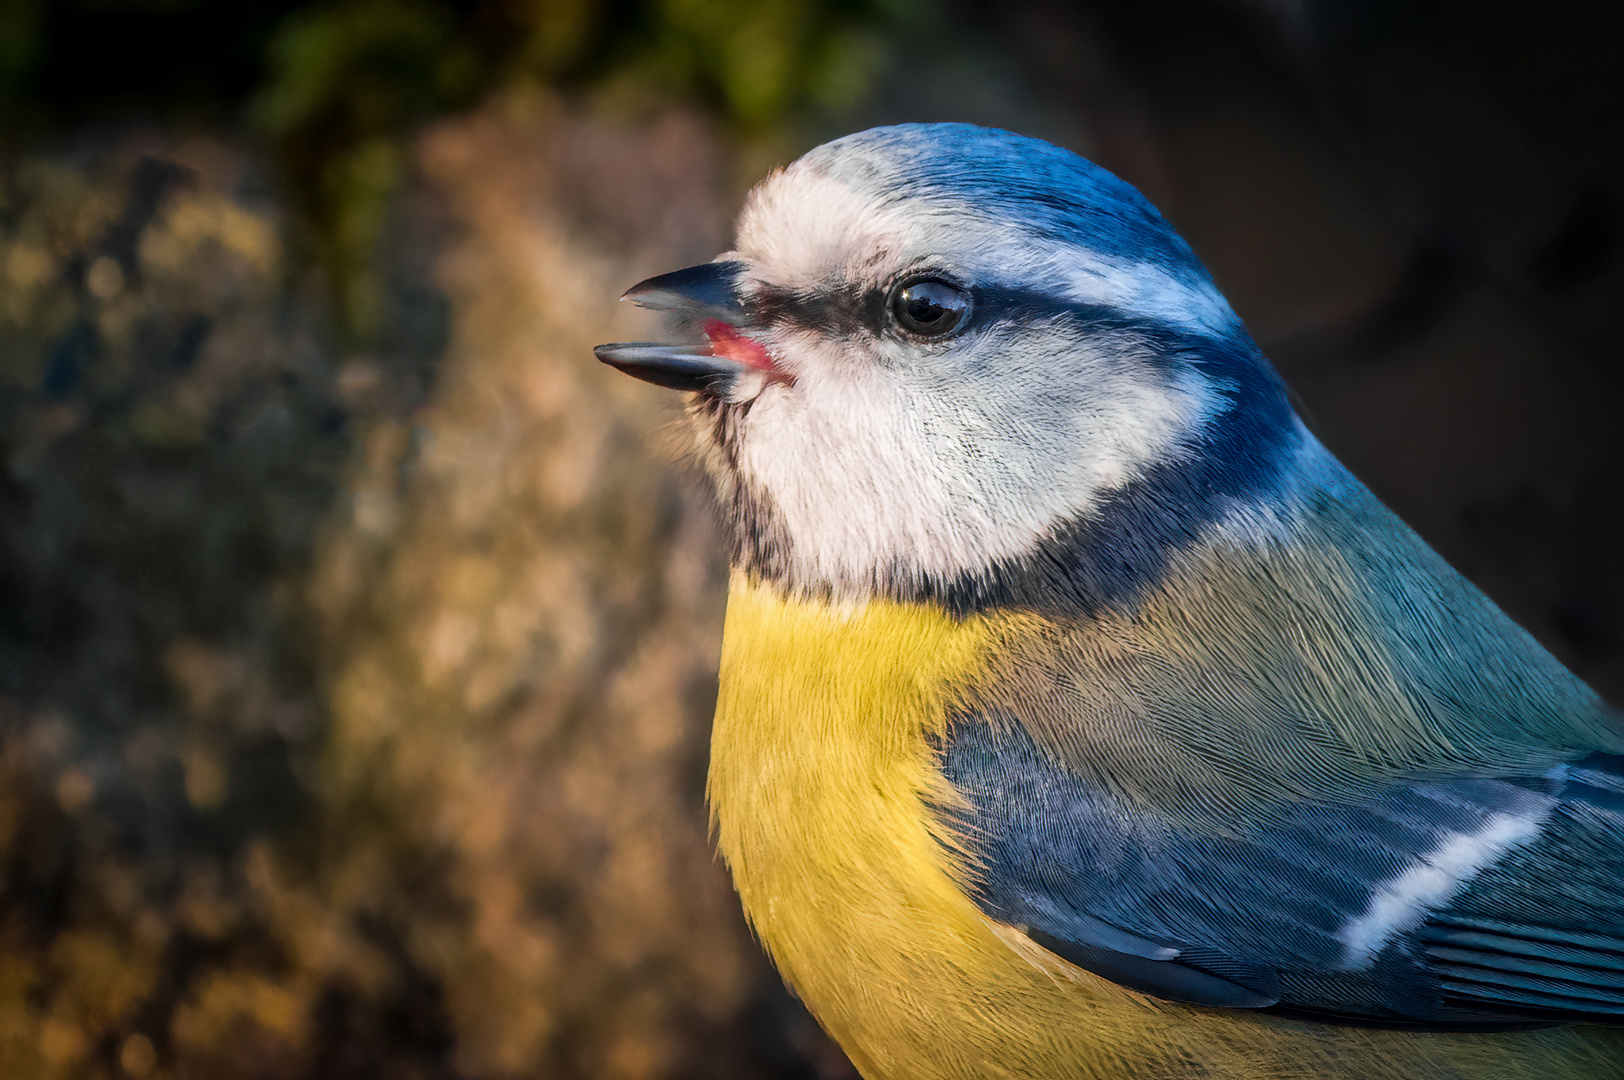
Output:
704,320,777,373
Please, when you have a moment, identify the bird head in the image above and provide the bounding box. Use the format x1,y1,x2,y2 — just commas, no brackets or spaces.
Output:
598,124,1305,611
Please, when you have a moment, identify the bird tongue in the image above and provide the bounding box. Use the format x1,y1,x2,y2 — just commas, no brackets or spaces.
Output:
704,321,777,373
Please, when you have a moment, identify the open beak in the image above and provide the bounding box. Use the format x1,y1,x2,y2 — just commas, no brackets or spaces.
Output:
595,261,779,394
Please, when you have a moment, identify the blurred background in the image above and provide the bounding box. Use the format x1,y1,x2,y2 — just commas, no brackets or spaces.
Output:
0,1,1621,1076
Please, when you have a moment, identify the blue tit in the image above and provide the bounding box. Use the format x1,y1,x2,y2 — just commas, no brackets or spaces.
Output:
595,123,1624,1079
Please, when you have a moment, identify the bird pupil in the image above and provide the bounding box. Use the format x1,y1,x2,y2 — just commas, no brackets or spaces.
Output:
907,291,946,324
893,278,967,336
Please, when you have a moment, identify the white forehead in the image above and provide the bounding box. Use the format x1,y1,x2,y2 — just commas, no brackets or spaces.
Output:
733,160,1237,335
733,164,910,289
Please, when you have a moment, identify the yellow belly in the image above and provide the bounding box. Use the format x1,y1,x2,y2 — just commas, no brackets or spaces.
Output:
706,573,1622,1080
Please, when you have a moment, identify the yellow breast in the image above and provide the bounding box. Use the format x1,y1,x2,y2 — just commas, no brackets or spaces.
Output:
706,573,1619,1080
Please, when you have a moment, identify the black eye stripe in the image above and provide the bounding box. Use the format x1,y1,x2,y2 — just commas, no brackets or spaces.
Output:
751,280,1222,348
753,284,872,337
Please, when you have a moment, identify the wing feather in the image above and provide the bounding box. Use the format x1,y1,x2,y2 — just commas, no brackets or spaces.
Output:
935,480,1624,1025
936,716,1624,1026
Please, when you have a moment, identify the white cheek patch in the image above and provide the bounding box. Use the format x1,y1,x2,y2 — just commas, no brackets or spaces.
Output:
729,328,1222,596
1335,811,1546,971
1065,353,1212,495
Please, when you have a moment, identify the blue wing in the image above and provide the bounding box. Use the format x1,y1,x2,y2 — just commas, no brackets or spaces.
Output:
936,712,1624,1028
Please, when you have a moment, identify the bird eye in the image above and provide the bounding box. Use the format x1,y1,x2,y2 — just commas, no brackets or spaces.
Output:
889,278,971,338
